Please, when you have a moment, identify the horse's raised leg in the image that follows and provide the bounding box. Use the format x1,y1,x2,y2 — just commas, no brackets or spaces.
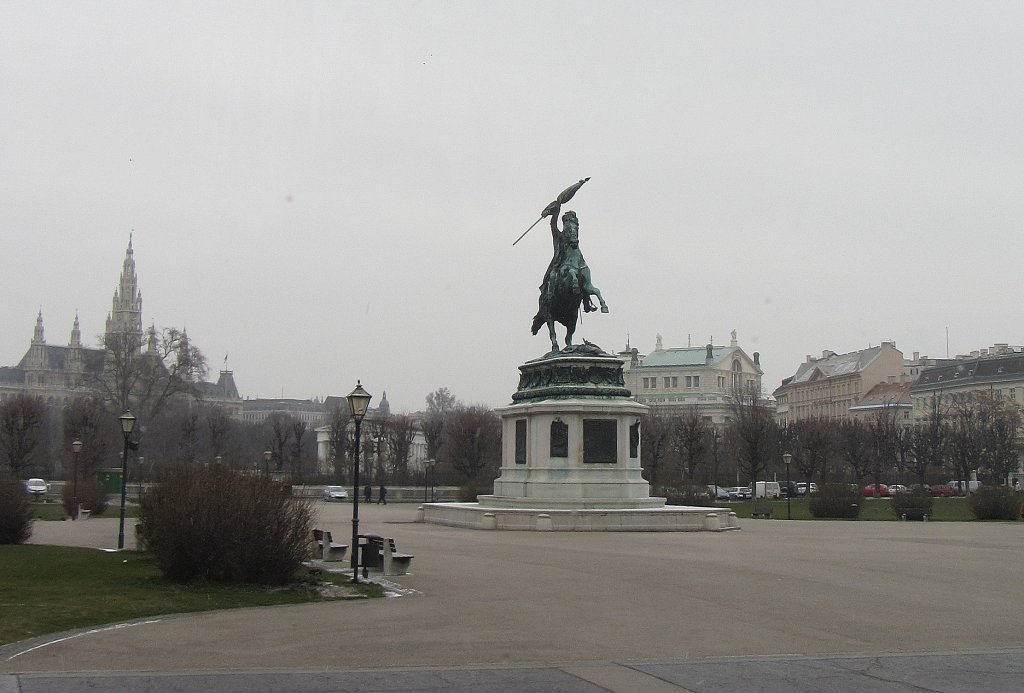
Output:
580,268,608,313
586,283,609,313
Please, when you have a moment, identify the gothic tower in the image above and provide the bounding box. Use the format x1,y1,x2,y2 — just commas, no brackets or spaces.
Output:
104,236,144,346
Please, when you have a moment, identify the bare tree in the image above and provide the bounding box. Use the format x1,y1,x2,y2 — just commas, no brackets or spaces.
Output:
289,419,310,480
947,392,988,493
983,395,1021,482
907,395,947,484
177,408,200,465
440,404,501,484
88,327,208,428
640,408,673,487
385,414,417,484
838,419,872,485
865,406,902,496
423,387,457,462
0,394,48,477
671,408,711,481
205,406,231,460
790,418,836,490
265,413,293,473
61,396,118,479
325,405,352,483
724,384,776,491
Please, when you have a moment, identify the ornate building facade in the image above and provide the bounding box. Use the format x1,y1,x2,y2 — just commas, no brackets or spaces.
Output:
0,238,242,414
619,331,765,426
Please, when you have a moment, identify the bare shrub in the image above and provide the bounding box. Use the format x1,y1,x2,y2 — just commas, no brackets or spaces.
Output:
0,471,32,544
139,466,313,584
809,483,861,519
969,486,1022,521
61,479,109,517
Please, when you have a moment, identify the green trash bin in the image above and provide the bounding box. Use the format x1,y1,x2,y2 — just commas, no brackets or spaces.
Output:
96,468,123,494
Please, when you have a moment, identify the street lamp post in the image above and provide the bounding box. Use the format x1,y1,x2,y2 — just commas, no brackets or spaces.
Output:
117,410,136,550
137,456,145,499
782,452,792,520
347,381,372,584
263,449,272,475
71,440,82,520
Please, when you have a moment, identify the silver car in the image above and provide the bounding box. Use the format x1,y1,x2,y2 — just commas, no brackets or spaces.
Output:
25,478,48,499
322,485,349,502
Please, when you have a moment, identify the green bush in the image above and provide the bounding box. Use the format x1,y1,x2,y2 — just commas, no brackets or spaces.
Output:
61,478,109,517
139,467,313,584
968,485,1022,521
809,483,861,519
0,471,33,544
891,488,933,520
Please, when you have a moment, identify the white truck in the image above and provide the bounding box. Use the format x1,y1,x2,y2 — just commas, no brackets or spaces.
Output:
755,481,781,499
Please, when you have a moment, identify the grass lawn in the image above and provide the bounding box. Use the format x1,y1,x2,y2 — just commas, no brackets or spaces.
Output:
0,545,381,646
727,496,978,521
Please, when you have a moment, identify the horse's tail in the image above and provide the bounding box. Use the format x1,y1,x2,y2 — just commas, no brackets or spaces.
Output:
531,311,545,335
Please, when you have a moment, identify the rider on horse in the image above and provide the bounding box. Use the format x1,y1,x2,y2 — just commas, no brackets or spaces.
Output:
531,203,608,352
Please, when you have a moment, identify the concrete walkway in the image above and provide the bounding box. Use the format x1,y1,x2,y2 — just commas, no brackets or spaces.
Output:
3,503,1023,691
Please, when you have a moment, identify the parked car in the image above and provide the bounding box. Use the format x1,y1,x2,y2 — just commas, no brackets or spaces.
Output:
795,482,819,495
888,484,908,495
707,485,731,501
24,478,48,499
930,484,956,497
948,480,981,494
322,485,349,502
778,481,799,497
862,483,890,497
755,481,781,499
725,486,751,500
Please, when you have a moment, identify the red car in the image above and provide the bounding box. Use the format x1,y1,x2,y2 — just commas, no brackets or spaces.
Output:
862,484,889,497
930,484,956,497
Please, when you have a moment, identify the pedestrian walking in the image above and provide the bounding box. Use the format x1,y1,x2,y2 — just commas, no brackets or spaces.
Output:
378,484,387,504
364,483,372,503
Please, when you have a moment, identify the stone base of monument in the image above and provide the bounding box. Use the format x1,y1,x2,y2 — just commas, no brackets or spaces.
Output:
421,346,738,532
419,503,738,532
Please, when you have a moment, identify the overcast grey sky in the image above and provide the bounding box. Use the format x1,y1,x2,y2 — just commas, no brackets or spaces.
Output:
2,2,1022,414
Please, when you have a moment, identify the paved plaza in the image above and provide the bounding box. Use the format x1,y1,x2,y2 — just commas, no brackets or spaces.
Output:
2,503,1023,691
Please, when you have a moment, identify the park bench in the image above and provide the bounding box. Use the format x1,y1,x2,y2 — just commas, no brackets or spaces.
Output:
901,509,929,521
751,505,773,519
312,529,348,562
383,537,413,576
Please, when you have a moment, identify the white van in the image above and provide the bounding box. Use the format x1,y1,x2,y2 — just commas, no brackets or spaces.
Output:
755,481,781,499
947,480,981,494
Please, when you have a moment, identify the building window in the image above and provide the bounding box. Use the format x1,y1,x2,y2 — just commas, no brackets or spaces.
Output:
664,377,671,388
693,376,700,388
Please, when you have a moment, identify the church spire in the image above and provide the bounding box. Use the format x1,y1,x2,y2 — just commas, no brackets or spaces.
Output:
105,236,144,346
69,313,81,347
32,309,45,344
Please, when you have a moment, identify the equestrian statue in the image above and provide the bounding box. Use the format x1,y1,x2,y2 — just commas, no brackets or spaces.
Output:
517,178,608,353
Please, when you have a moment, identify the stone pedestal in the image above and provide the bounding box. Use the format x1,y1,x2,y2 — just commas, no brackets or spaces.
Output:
422,345,735,532
479,395,662,509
